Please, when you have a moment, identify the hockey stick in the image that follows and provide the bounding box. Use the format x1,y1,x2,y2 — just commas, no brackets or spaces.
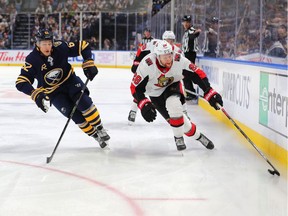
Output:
46,78,89,164
185,89,280,176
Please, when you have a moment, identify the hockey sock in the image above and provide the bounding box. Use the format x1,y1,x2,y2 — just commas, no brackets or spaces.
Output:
82,104,102,128
78,121,96,136
183,115,201,139
166,95,185,137
130,99,138,112
169,116,184,137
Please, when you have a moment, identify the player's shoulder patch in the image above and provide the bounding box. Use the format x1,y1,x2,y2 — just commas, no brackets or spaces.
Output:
174,53,181,61
145,57,153,66
53,41,62,47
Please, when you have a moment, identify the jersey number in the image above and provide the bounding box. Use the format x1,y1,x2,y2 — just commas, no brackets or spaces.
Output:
22,62,32,72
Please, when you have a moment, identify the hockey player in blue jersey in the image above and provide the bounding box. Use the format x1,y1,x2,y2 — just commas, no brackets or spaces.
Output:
15,28,110,148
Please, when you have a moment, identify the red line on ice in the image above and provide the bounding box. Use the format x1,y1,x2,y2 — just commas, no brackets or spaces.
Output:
0,160,144,216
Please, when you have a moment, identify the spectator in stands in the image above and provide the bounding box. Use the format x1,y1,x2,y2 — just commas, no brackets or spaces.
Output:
52,0,59,10
54,2,63,12
103,38,113,50
263,24,287,58
264,37,286,58
15,0,22,12
2,31,10,49
45,0,53,13
277,24,287,54
89,36,99,50
35,3,45,13
77,0,88,11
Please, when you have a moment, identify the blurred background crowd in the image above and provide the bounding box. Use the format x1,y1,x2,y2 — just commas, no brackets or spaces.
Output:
0,0,287,64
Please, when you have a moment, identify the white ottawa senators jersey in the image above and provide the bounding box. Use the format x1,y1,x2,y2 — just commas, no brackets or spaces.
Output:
132,52,197,97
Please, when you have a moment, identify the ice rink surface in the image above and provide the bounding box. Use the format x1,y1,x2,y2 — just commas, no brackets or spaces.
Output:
0,66,287,216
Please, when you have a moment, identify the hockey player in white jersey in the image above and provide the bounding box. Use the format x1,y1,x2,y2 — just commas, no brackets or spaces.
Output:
161,30,183,54
130,40,223,151
128,31,185,125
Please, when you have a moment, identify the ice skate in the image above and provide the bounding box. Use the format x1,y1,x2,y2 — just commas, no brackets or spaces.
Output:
128,110,137,125
96,125,110,141
174,136,186,151
92,126,110,149
93,134,109,149
196,133,214,150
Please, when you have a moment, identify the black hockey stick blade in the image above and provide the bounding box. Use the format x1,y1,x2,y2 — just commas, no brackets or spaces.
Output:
46,156,52,164
268,169,280,176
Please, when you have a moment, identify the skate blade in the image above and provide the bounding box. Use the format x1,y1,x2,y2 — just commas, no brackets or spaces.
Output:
128,121,135,126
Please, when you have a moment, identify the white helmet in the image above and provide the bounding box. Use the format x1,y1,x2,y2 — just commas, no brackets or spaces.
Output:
154,40,173,56
162,30,176,40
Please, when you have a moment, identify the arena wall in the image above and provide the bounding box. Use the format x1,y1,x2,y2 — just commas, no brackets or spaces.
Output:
197,57,287,169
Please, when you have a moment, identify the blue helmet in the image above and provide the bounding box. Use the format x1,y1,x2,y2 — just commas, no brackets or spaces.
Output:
35,28,53,42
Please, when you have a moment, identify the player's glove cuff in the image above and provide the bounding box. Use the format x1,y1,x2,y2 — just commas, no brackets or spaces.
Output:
138,98,157,122
31,88,44,101
82,59,98,81
204,88,223,110
82,59,95,69
31,88,49,113
138,98,150,109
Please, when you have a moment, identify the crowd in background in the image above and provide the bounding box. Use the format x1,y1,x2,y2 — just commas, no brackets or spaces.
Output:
0,0,287,62
150,0,287,61
0,0,19,49
35,0,136,13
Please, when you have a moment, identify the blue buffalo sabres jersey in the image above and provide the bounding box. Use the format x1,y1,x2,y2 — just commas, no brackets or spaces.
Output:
16,40,92,96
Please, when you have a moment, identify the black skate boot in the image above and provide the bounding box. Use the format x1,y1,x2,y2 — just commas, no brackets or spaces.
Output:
96,125,110,141
92,125,110,149
128,110,137,125
174,136,186,151
92,133,108,148
196,133,214,150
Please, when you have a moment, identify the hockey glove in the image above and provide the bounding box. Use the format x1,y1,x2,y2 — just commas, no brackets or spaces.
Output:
138,98,157,122
82,59,98,81
31,89,49,113
204,88,223,110
131,61,140,73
